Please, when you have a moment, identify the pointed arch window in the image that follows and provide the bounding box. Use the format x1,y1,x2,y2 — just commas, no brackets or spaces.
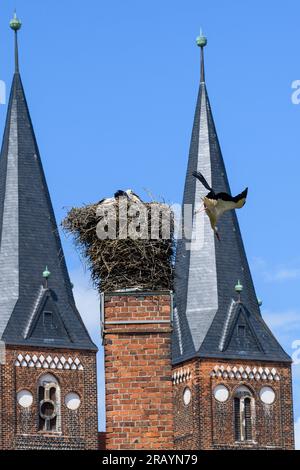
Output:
234,386,254,442
38,373,61,432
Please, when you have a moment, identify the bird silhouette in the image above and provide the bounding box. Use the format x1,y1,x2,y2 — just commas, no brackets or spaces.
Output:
192,171,248,241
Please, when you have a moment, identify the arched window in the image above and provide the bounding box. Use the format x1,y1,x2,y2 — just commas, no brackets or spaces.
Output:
38,373,61,432
234,385,254,442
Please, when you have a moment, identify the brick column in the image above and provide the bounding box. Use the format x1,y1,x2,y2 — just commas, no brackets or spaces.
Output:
102,291,174,450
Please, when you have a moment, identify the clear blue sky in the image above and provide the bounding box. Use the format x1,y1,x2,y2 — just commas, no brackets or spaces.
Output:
0,0,299,446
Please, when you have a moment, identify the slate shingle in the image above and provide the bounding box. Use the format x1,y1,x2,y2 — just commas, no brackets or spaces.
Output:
173,74,290,365
0,73,97,351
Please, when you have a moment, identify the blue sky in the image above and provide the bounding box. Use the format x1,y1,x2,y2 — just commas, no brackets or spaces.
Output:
0,0,299,447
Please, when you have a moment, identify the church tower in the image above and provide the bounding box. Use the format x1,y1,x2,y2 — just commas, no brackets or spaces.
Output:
0,14,98,449
172,34,294,450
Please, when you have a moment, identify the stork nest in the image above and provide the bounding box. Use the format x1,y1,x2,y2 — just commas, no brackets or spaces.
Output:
62,197,174,292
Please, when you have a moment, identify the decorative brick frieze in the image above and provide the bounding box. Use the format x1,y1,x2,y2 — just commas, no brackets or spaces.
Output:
14,353,83,370
172,368,192,384
210,365,280,381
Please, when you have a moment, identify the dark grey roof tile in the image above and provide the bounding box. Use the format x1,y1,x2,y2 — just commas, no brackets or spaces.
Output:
172,75,290,364
0,73,97,351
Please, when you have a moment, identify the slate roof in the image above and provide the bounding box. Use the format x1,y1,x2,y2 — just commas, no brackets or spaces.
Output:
0,70,97,351
172,47,291,365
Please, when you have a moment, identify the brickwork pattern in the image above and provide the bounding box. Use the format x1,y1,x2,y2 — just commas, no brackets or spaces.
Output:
173,358,294,450
104,292,174,450
0,346,98,450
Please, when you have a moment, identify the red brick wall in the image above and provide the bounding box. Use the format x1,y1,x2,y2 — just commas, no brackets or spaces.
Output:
173,359,200,449
0,346,98,450
173,358,294,450
103,291,174,450
98,432,106,450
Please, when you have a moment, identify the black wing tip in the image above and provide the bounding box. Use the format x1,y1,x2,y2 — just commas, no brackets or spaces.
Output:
192,170,212,191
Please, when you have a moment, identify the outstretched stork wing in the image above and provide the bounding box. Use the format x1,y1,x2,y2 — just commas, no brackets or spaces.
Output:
232,187,248,204
213,187,248,217
215,188,248,204
192,171,212,192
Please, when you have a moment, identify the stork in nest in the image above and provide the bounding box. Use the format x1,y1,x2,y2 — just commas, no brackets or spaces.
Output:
192,171,248,241
99,189,142,205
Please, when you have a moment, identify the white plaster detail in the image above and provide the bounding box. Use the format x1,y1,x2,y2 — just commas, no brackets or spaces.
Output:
210,365,280,381
259,386,276,404
14,353,83,370
17,389,33,408
183,387,192,405
65,392,81,410
213,384,229,402
172,368,192,384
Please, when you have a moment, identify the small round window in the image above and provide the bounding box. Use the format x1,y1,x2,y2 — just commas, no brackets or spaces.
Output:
183,387,191,406
65,392,81,410
213,384,229,402
259,386,275,404
17,390,33,408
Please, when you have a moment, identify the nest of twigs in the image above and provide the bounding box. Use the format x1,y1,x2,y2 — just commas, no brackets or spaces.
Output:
62,196,174,292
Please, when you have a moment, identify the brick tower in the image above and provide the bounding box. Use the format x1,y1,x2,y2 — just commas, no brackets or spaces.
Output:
0,14,98,449
172,34,294,449
102,291,174,450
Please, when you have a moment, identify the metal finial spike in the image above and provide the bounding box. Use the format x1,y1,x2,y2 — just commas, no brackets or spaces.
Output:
196,29,207,83
10,11,22,73
235,280,243,302
43,266,51,279
200,46,205,83
10,10,22,31
196,29,207,48
235,280,243,293
43,266,51,288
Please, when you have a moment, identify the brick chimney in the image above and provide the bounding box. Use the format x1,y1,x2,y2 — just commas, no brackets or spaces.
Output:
102,291,174,450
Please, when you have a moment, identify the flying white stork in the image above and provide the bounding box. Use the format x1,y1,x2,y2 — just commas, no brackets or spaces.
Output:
192,171,248,241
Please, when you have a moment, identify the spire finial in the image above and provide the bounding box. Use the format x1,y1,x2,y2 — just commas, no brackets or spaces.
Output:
10,10,22,73
235,280,243,302
196,28,207,83
43,266,51,288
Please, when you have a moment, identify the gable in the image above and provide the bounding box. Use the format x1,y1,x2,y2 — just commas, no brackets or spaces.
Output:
27,290,71,343
222,305,263,354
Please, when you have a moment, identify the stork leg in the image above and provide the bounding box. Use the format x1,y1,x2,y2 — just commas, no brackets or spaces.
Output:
194,204,206,215
215,231,221,242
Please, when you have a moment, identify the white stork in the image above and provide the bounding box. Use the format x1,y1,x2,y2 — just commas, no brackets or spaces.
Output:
192,171,248,241
99,189,142,205
114,189,142,203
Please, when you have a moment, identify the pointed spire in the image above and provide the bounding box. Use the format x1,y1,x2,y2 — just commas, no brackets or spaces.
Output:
196,29,207,83
10,10,22,73
0,25,96,350
172,34,291,364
